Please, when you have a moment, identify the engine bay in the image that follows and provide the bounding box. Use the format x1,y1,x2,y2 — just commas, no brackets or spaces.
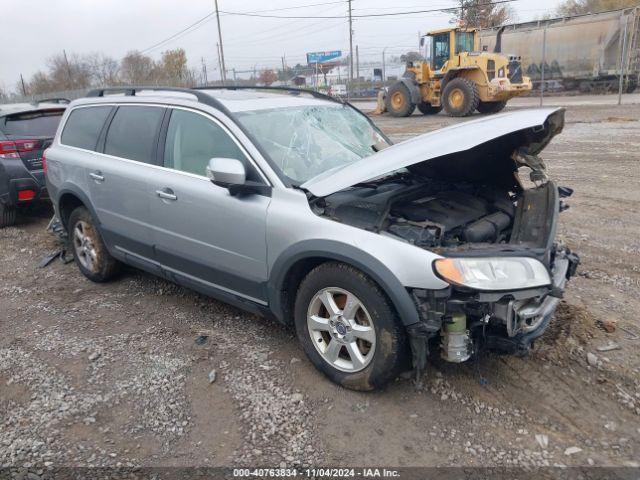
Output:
312,175,523,249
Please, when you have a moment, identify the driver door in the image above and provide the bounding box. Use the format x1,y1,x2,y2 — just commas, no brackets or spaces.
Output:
148,108,271,304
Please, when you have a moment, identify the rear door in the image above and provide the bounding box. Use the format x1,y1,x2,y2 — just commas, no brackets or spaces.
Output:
89,105,166,265
148,107,271,304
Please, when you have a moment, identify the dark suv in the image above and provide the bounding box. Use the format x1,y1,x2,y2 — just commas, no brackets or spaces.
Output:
0,99,68,227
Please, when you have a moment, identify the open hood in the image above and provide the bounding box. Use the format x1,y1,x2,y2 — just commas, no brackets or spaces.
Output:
301,108,565,197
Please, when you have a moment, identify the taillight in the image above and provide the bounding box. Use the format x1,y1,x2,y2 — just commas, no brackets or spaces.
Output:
42,148,48,174
0,139,37,159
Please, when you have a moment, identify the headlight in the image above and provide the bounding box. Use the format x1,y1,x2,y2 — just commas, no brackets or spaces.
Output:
433,257,551,291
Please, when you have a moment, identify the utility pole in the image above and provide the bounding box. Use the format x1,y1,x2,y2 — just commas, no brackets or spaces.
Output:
382,48,387,84
348,0,354,85
63,49,74,88
281,56,286,82
216,43,223,83
201,57,208,85
355,45,359,82
20,74,27,96
214,0,227,83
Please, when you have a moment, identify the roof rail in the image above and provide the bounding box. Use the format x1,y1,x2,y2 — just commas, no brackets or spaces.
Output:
85,86,227,109
193,85,347,105
32,97,70,105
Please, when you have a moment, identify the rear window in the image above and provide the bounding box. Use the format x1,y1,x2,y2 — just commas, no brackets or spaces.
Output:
61,106,112,151
2,109,64,137
104,106,164,163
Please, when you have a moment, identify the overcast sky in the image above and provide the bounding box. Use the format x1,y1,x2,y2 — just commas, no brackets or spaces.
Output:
1,0,561,90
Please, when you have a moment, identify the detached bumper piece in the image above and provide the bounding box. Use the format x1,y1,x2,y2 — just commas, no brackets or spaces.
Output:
408,245,580,368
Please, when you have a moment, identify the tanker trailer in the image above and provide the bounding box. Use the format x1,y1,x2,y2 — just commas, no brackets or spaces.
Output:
478,8,639,93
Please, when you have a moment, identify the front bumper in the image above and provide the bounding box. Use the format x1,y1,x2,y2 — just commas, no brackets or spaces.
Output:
408,246,580,367
484,247,579,354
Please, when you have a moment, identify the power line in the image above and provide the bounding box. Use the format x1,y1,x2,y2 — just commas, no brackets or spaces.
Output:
219,0,518,19
141,12,216,54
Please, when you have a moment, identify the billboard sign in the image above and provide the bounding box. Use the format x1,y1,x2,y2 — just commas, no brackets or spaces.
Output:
306,50,342,64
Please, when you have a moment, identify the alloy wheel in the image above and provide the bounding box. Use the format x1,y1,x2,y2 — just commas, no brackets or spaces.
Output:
307,287,376,372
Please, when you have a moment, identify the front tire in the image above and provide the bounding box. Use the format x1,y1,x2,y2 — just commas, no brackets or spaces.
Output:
442,77,479,117
68,206,120,282
385,83,416,117
0,203,16,228
294,262,407,391
476,100,507,114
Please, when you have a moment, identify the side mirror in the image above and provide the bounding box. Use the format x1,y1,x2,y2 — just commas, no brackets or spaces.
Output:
206,158,246,188
205,157,271,197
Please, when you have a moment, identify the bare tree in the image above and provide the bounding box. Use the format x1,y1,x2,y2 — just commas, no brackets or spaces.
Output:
45,52,92,90
556,0,639,15
86,53,120,86
455,0,515,28
27,71,55,95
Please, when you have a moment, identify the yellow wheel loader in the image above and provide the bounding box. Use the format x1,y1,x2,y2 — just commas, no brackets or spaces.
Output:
378,27,532,117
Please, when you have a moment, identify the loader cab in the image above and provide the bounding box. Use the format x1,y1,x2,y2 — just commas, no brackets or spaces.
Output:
421,28,478,70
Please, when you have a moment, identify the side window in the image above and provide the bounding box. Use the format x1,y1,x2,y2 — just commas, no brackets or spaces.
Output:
104,106,164,163
61,106,112,151
164,109,248,177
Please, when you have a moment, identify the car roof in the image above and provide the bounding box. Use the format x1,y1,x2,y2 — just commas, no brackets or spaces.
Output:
202,89,337,113
0,102,67,117
75,87,343,114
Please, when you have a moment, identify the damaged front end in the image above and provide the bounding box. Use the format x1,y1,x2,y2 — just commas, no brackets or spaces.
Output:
303,108,579,372
410,243,579,370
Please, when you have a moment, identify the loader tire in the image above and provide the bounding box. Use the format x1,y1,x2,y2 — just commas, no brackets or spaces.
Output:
442,77,479,117
477,100,507,114
385,83,416,117
417,102,442,115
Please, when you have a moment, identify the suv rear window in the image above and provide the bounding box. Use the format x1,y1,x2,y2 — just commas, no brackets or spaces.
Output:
105,106,164,163
2,109,64,137
61,106,112,151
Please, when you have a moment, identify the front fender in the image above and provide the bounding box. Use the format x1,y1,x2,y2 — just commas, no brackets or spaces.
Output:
268,239,421,326
399,78,422,105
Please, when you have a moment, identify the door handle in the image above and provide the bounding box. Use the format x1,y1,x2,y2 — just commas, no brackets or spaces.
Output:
89,172,105,182
156,189,177,201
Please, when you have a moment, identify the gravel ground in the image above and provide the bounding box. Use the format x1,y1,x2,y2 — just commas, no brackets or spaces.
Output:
1,95,639,475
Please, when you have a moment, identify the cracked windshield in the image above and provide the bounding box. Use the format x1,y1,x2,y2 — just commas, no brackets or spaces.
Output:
236,104,388,183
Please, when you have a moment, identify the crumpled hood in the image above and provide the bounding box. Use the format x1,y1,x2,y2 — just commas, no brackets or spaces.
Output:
301,108,565,197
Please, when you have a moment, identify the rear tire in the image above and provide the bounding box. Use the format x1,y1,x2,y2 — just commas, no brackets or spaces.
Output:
477,100,507,114
442,77,479,117
0,203,16,228
385,83,416,117
294,262,408,391
68,206,120,282
417,102,442,115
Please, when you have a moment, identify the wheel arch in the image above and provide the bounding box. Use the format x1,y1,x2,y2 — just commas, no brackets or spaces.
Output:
268,240,421,327
56,185,99,230
441,65,485,90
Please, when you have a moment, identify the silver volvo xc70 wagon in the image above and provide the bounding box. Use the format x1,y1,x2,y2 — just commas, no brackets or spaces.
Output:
45,87,579,390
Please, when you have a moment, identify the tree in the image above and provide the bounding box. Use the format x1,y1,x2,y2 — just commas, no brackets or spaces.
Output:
556,0,639,15
159,48,189,84
120,51,156,85
258,69,278,86
43,52,92,91
86,53,120,86
455,0,514,28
